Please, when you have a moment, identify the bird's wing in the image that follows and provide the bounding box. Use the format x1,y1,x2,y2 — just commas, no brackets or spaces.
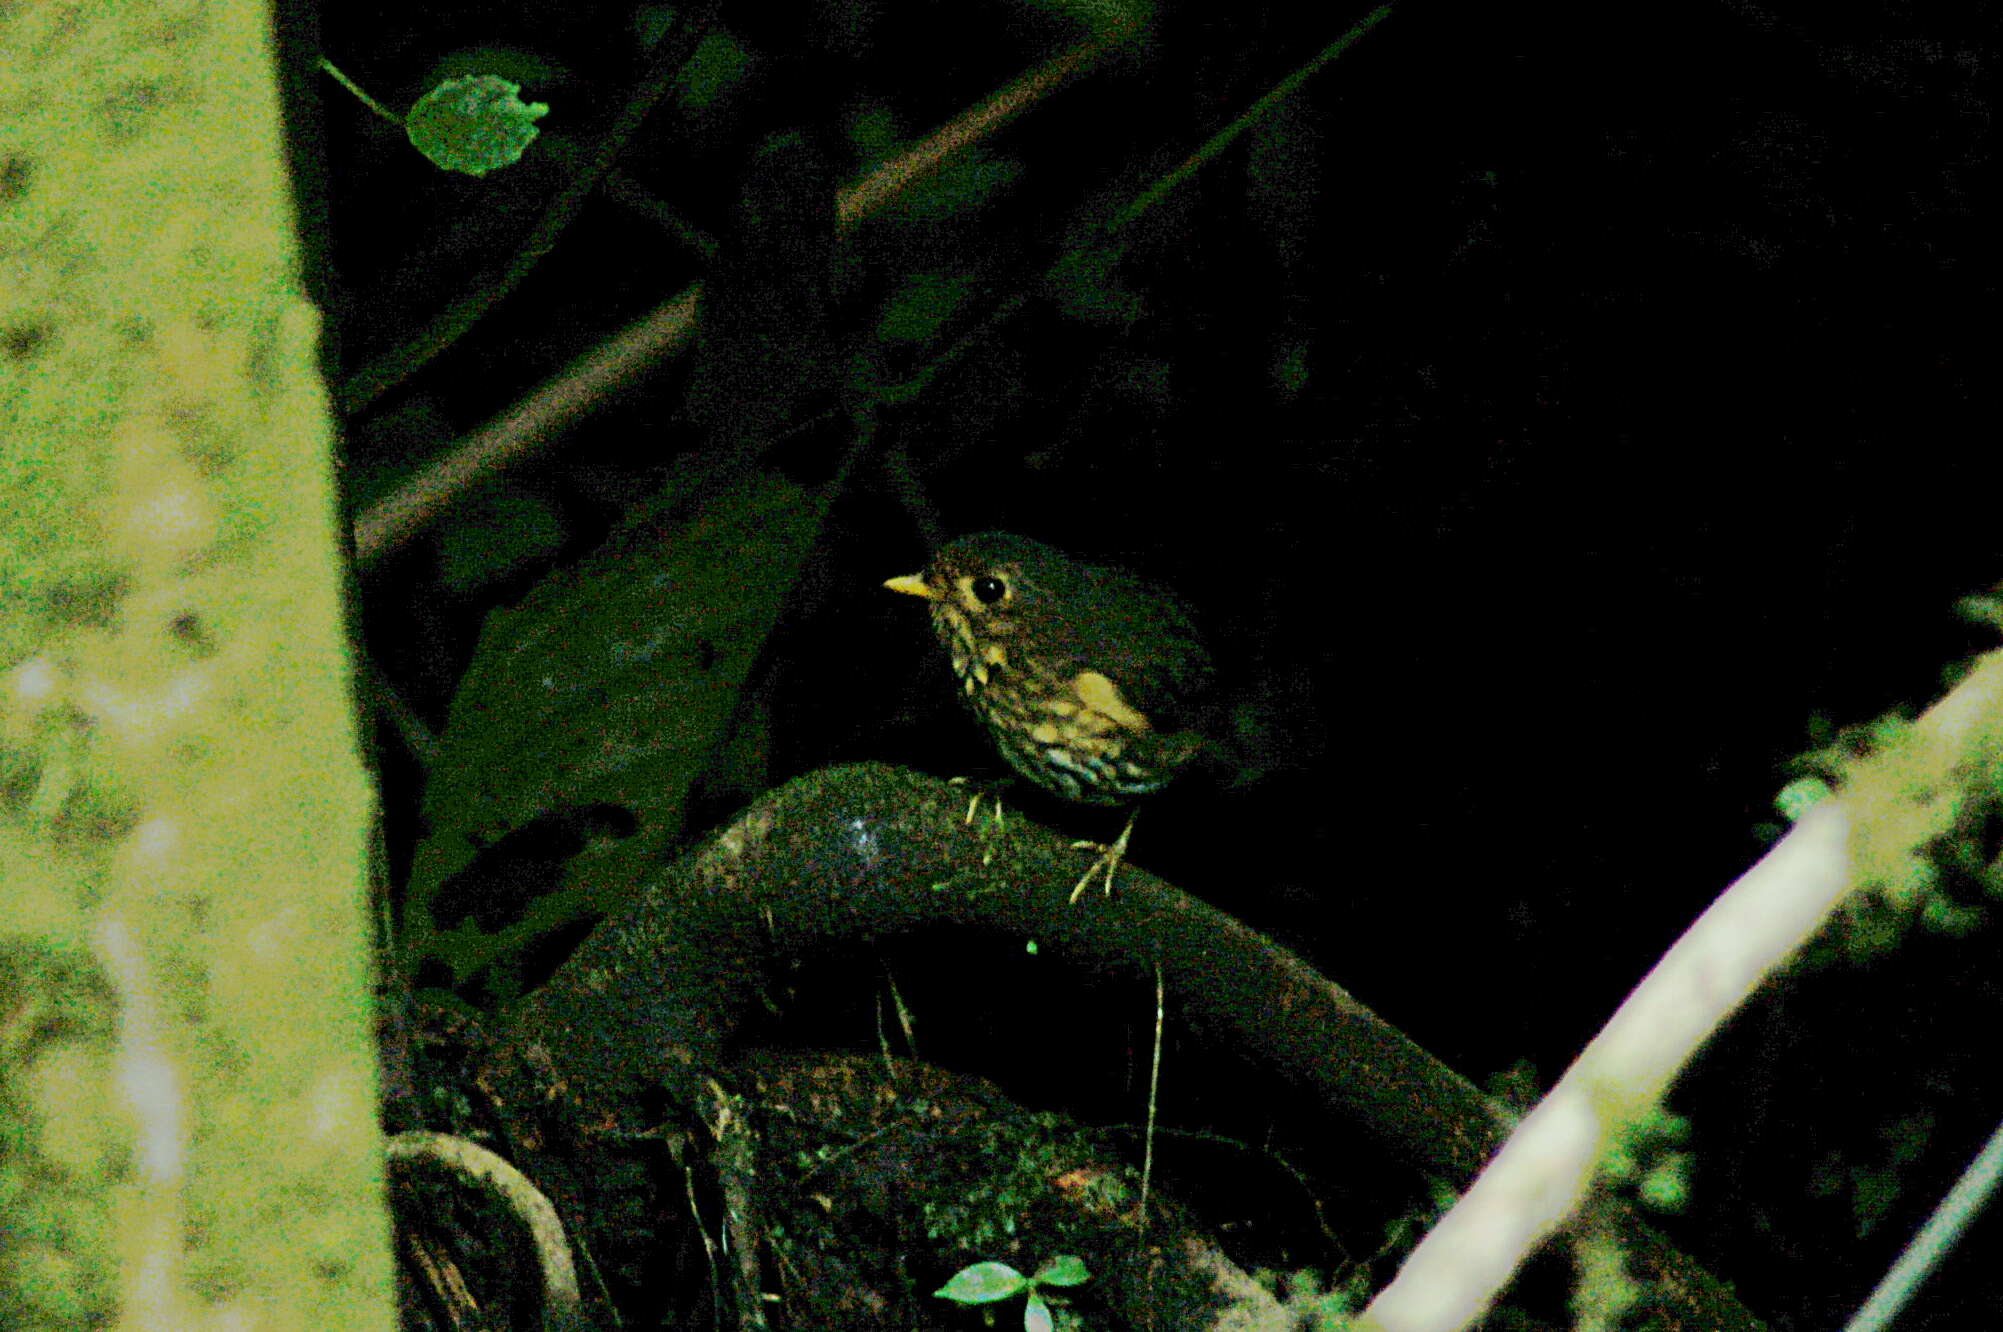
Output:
1074,568,1216,731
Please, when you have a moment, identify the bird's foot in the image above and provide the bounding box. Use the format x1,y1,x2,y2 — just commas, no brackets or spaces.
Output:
1068,812,1138,904
947,776,1010,829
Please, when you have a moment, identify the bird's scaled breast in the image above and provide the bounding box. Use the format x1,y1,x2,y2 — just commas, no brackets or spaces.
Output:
963,658,1175,805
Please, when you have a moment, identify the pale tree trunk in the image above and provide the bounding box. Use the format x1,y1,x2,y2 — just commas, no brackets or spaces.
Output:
0,1,394,1328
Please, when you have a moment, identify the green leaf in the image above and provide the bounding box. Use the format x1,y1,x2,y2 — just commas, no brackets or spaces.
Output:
1953,593,2003,631
886,150,1022,223
848,102,898,158
1600,1138,1638,1184
1638,1153,1691,1212
1024,1289,1055,1332
437,485,565,592
632,3,679,49
1048,246,1143,328
403,475,824,994
878,271,974,346
1921,894,1984,935
678,32,755,112
1774,775,1832,823
407,75,548,177
934,1261,1027,1304
1032,1254,1090,1287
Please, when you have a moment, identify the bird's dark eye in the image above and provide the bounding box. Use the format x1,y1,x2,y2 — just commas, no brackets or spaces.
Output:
971,575,1008,605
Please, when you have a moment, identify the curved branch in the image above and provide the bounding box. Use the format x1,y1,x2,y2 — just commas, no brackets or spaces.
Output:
503,763,1497,1170
387,1130,588,1332
496,763,1763,1331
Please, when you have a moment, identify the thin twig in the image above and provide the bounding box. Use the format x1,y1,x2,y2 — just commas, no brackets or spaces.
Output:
367,658,439,769
354,288,701,566
1106,6,1394,237
1100,1122,1349,1262
318,57,402,126
1139,962,1163,1241
537,133,720,262
835,31,1123,229
1845,1115,2003,1332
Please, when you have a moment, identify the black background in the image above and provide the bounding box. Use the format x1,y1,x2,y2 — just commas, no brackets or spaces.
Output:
310,1,2003,1326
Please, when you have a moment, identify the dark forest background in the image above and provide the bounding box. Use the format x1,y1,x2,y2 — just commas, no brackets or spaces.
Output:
303,0,2003,1326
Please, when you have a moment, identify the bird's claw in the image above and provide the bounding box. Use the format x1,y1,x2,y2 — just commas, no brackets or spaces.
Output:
947,777,1008,829
1066,813,1137,904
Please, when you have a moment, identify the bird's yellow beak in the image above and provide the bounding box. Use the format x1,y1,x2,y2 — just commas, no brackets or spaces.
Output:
883,571,942,600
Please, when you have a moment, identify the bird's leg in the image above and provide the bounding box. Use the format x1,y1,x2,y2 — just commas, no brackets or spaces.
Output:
1068,809,1138,903
948,775,1009,829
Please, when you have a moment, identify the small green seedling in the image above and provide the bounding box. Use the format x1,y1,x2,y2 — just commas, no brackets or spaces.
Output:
934,1255,1090,1331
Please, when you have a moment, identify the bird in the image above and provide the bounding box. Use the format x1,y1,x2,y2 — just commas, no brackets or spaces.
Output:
883,531,1216,901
